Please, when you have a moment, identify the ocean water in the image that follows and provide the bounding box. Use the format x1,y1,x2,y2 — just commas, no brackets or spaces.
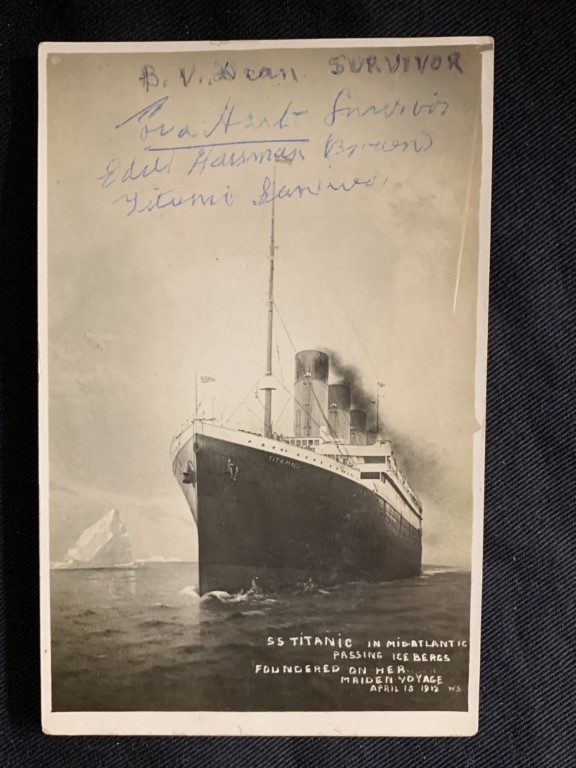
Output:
50,563,470,712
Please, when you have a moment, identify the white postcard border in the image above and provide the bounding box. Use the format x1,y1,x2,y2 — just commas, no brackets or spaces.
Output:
38,36,494,737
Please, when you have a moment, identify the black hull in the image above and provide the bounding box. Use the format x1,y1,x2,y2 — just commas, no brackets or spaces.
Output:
181,433,421,595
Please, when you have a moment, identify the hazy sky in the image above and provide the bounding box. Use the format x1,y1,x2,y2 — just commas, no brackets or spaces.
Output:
45,43,487,565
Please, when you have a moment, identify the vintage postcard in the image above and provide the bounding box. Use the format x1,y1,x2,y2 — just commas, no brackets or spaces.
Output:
39,38,493,736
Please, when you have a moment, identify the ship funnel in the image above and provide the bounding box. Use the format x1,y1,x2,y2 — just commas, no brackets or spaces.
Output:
350,409,367,445
328,384,351,442
294,350,329,437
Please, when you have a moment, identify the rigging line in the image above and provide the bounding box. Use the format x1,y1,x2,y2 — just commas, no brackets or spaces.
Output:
254,390,265,410
305,373,353,460
224,379,261,425
282,272,376,381
274,301,353,460
240,400,262,423
337,303,378,380
308,379,345,445
275,301,324,392
276,304,369,457
276,343,285,385
273,301,298,354
276,393,291,424
218,252,266,363
275,299,348,454
218,297,268,423
274,300,339,439
290,346,349,453
275,380,326,434
275,379,347,462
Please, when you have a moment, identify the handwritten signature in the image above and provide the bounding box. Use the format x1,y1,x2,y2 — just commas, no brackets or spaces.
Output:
109,173,379,215
252,174,380,206
113,187,233,216
115,96,309,144
323,131,433,159
324,88,450,127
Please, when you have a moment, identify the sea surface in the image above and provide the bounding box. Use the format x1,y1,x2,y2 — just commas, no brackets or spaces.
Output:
51,563,471,712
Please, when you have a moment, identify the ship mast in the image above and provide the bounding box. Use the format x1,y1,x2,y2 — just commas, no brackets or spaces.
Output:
263,168,277,438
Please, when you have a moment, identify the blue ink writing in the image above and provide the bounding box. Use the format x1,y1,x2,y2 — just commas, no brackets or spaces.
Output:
204,99,307,138
139,64,160,91
252,174,377,206
115,96,175,142
328,52,463,76
323,131,433,159
324,88,450,127
145,138,309,154
113,187,233,216
116,96,308,144
243,66,298,82
97,154,174,189
187,145,305,177
179,66,196,87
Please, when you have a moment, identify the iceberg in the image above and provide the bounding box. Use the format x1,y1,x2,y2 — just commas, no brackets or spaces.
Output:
63,507,132,568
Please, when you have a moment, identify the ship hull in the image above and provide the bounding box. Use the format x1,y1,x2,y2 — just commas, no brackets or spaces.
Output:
173,426,422,595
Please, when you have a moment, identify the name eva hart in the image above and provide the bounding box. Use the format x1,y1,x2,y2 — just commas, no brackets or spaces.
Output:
115,95,308,144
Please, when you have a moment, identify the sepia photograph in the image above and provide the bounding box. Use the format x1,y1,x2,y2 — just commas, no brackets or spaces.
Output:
38,38,493,736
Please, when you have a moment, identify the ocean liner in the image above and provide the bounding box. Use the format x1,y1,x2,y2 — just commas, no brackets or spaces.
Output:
171,181,423,595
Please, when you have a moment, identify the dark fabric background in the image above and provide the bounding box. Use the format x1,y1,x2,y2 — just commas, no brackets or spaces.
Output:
1,1,574,765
